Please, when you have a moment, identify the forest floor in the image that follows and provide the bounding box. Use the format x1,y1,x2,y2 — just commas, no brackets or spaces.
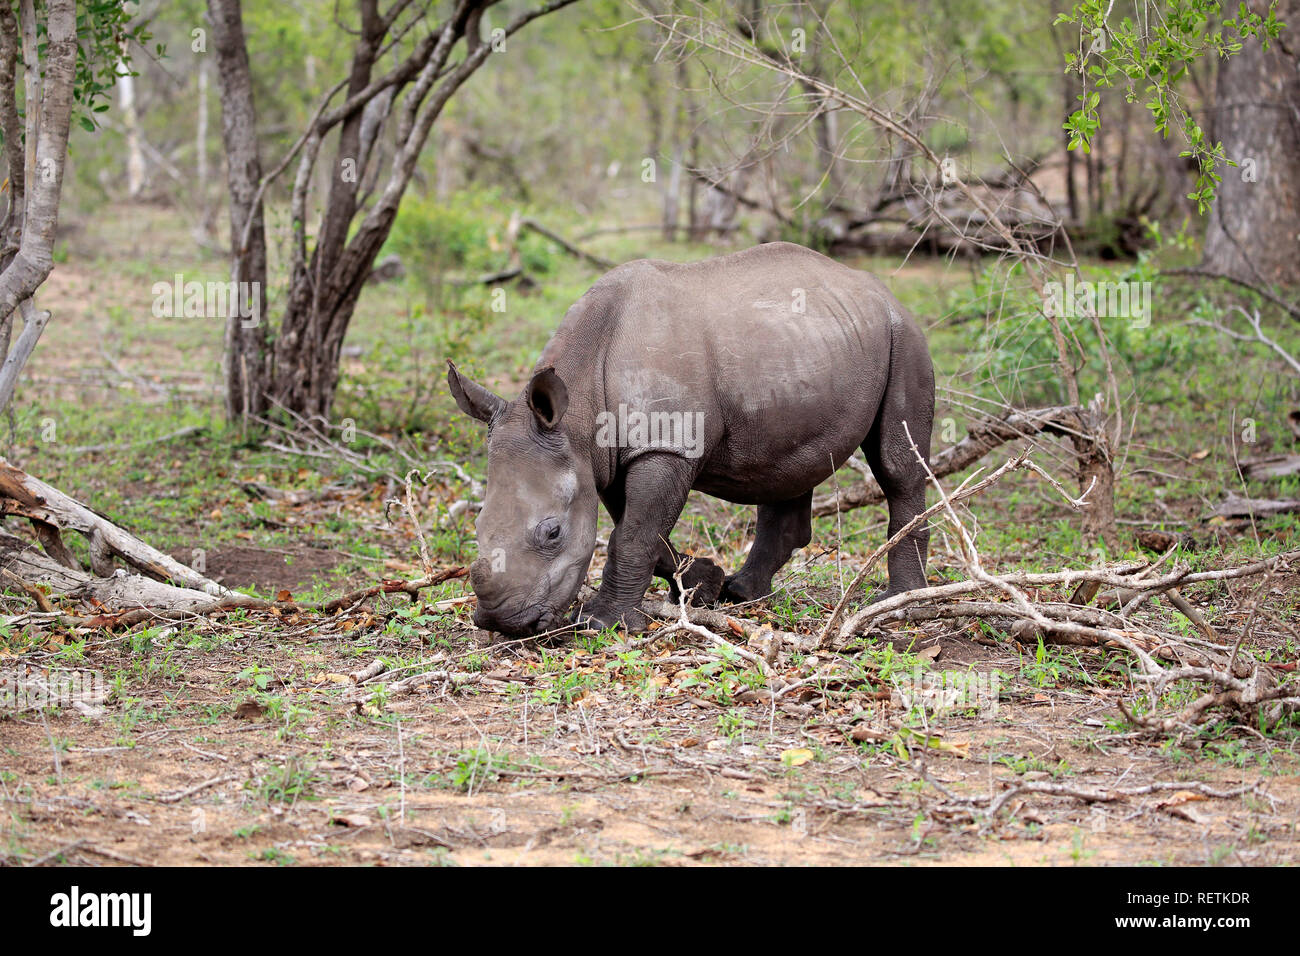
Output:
1,204,1298,866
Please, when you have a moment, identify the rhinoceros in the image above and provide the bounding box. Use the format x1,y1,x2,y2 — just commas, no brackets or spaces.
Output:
448,241,934,636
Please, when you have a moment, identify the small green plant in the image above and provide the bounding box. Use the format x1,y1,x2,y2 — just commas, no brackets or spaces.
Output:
236,664,273,693
254,759,320,806
253,847,296,866
427,747,536,793
680,642,765,703
1057,0,1281,212
716,707,756,741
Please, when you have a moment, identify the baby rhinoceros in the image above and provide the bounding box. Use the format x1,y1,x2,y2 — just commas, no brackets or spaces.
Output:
448,241,935,637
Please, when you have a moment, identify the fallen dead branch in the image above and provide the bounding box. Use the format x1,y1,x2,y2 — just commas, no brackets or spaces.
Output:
0,537,466,631
348,659,386,683
1212,493,1300,520
816,450,1086,645
0,457,224,593
313,566,468,614
572,582,814,656
346,666,484,709
829,424,1300,731
837,548,1300,644
62,424,206,457
154,772,240,805
930,776,1262,822
652,565,774,677
637,593,810,655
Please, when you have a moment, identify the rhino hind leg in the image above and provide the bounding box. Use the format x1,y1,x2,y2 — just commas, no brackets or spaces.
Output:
861,350,933,600
720,490,813,604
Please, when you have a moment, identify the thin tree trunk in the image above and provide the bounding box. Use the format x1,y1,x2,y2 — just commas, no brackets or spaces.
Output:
210,0,578,422
207,0,270,425
117,62,145,197
686,127,700,240
0,2,25,364
196,55,210,234
0,0,78,413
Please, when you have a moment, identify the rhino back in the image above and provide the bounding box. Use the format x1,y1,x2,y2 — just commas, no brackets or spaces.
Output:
549,243,918,503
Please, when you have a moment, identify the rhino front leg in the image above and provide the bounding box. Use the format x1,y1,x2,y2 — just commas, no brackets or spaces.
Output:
578,454,698,631
599,474,723,608
720,490,813,604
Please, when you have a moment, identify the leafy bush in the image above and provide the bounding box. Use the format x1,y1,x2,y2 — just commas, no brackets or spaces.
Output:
385,186,557,307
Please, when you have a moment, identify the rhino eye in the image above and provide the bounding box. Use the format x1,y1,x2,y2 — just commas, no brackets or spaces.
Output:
534,517,563,548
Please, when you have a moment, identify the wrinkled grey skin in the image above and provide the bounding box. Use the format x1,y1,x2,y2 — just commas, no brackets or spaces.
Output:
449,242,935,636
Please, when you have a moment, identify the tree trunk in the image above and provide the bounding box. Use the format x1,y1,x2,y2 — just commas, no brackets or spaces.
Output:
195,54,212,236
1074,399,1118,549
207,0,270,425
0,0,78,414
117,62,145,197
1203,0,1300,286
210,0,579,423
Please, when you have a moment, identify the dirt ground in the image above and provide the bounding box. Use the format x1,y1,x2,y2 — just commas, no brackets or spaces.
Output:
2,541,1296,867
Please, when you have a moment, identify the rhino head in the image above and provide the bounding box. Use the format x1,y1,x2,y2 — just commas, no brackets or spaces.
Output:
447,361,598,635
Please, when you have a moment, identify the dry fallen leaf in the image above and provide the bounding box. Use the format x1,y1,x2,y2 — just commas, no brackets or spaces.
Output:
899,727,970,758
850,725,889,743
1164,803,1210,824
275,589,293,603
781,747,815,767
332,813,372,828
233,699,265,720
1159,790,1208,807
314,673,353,685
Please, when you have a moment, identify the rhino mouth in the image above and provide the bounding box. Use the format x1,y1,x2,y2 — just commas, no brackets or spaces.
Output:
473,567,584,636
473,602,551,636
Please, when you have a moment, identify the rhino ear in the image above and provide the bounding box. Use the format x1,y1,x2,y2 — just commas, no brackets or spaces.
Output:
447,360,505,424
526,367,568,430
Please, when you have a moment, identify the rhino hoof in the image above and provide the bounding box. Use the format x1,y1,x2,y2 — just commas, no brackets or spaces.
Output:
573,603,650,634
869,582,921,604
672,559,725,606
720,573,771,605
